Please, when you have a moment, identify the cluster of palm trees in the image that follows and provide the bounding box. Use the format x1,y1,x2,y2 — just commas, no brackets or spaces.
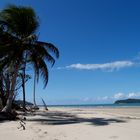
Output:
0,5,59,113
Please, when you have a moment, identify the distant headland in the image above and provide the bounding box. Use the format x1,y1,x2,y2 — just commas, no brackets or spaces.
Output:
114,98,140,104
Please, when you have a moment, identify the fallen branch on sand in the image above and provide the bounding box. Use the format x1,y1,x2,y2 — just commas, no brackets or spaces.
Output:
17,117,26,130
41,98,48,111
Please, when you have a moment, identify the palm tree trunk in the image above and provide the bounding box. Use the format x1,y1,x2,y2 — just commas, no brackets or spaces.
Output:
33,72,37,106
2,66,19,113
0,71,4,106
22,73,26,110
22,65,26,110
21,53,27,110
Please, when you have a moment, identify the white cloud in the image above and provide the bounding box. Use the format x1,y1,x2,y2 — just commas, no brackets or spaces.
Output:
113,93,126,99
59,61,134,71
128,93,136,98
113,92,140,100
82,96,111,102
127,92,140,98
79,92,140,104
83,97,90,102
102,96,110,100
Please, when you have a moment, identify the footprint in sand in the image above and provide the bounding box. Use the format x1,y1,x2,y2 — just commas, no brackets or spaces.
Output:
44,131,47,134
34,128,41,133
38,130,48,138
109,136,118,139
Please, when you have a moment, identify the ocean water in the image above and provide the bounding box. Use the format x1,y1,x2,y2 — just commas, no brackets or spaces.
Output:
46,103,140,108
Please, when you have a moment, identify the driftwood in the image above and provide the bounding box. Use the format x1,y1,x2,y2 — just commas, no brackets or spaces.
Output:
0,110,18,121
41,98,48,110
17,117,26,130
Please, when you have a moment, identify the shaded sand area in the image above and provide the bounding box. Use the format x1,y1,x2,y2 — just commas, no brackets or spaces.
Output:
0,107,140,140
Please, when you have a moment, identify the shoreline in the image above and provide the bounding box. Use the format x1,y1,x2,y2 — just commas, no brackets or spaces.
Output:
43,103,140,107
45,105,140,110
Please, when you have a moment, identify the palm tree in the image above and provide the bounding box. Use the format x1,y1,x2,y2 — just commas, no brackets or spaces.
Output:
19,69,31,110
33,71,38,108
0,5,59,113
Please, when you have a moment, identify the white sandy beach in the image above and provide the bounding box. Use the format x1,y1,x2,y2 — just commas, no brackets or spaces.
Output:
0,107,140,140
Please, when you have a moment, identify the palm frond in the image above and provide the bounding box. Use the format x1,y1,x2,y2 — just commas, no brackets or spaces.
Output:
36,41,59,58
37,57,49,88
0,5,39,37
29,53,40,82
33,43,56,65
29,53,49,88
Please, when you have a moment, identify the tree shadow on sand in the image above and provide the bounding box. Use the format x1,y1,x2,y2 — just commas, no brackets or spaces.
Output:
26,110,127,126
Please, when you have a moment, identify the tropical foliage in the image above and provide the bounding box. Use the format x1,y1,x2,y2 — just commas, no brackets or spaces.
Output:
0,5,59,113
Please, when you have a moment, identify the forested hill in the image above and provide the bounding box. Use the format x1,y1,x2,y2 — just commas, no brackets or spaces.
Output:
114,99,140,104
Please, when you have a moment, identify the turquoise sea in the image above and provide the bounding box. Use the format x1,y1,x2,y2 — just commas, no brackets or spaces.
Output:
47,103,140,108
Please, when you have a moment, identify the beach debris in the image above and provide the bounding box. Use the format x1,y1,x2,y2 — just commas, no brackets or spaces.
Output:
17,117,26,130
41,98,48,111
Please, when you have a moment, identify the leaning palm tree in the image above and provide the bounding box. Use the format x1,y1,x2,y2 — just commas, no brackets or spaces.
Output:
0,5,59,113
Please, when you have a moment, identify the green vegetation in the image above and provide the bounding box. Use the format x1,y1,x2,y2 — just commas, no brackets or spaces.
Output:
114,99,140,104
0,5,59,116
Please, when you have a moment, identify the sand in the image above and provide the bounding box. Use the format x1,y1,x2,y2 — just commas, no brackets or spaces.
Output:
0,107,140,140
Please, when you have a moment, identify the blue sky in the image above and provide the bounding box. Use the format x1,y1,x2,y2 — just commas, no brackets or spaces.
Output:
1,0,140,105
